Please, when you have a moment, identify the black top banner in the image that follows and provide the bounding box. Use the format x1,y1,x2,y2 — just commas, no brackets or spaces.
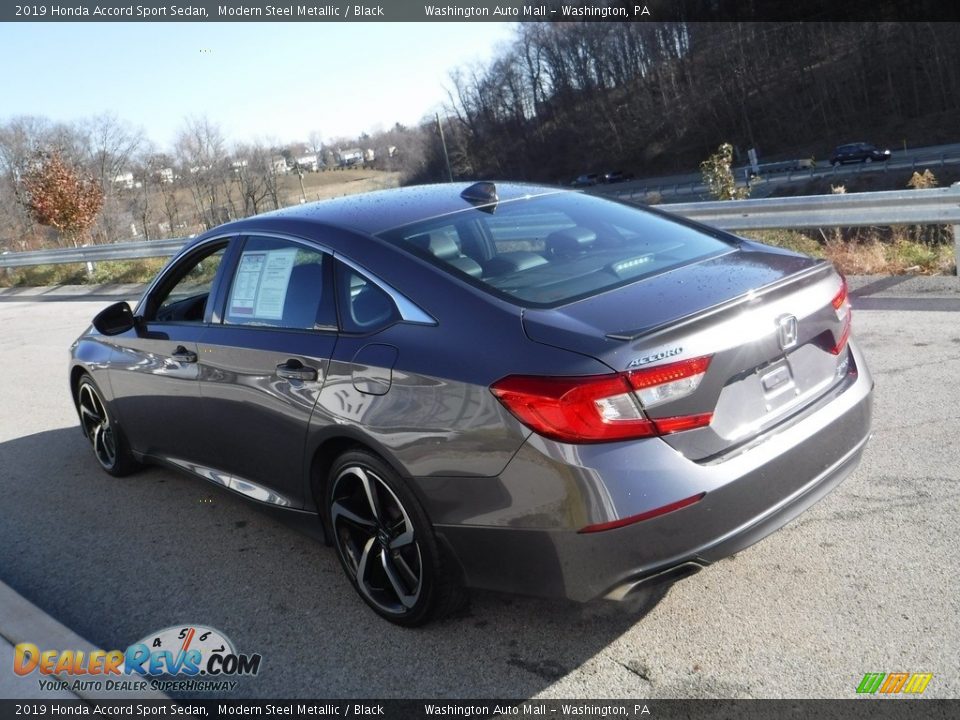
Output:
0,700,956,720
4,0,960,23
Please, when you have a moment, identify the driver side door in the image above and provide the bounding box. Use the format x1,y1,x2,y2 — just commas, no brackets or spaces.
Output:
107,238,233,467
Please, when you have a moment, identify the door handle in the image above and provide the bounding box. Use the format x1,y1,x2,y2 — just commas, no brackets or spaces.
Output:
276,360,318,382
171,346,197,363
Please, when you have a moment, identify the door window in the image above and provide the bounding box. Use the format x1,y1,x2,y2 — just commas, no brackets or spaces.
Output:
151,243,227,323
223,236,336,331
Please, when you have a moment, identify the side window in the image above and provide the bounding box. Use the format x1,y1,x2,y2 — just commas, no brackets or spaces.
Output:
223,236,336,331
152,244,227,323
335,261,399,333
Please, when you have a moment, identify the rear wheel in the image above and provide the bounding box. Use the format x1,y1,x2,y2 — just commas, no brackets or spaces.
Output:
864,157,873,164
327,449,465,626
76,375,140,477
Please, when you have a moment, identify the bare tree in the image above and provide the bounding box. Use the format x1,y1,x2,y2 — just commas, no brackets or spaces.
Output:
0,116,52,248
175,117,232,229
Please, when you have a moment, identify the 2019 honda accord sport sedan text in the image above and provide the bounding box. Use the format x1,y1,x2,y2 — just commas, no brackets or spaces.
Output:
70,182,873,625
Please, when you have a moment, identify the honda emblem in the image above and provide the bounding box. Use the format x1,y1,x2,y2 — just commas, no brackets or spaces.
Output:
776,315,799,350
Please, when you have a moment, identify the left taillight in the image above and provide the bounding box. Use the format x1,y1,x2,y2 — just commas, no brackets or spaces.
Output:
490,355,713,444
830,274,852,355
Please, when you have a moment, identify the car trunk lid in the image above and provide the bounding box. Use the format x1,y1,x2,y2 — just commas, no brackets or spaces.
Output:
521,247,853,459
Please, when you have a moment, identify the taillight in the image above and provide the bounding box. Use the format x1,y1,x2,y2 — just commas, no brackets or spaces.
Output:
491,355,713,444
830,274,852,355
627,356,711,408
831,274,848,310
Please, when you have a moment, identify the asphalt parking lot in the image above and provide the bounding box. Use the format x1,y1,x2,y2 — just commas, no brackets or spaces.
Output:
0,277,957,699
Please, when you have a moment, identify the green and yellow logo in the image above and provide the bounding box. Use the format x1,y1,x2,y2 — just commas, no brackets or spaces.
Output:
856,672,933,695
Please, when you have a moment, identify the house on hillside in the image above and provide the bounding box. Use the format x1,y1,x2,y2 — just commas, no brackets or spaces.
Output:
114,171,135,189
337,148,363,167
294,152,319,172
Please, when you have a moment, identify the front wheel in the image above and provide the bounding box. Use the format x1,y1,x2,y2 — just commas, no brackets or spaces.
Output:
327,449,465,626
76,375,140,477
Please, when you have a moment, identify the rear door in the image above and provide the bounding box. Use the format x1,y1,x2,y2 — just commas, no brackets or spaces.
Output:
195,234,338,508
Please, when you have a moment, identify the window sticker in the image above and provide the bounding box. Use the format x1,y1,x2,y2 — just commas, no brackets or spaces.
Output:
228,248,297,321
229,252,266,316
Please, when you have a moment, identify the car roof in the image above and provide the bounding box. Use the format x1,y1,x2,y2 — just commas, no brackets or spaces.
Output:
218,182,565,238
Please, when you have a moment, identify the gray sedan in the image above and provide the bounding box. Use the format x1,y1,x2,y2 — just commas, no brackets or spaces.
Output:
69,182,873,625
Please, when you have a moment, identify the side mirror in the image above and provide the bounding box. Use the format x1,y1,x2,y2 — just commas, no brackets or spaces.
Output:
93,301,136,336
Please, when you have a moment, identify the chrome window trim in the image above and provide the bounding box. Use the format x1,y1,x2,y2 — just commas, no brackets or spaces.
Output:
135,231,436,328
334,252,437,326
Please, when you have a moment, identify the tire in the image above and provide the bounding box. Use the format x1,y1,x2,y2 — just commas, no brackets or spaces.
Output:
326,449,466,626
865,157,873,164
832,160,841,167
75,375,140,477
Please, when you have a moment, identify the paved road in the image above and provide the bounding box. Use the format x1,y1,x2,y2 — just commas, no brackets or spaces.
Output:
595,141,960,203
0,281,958,699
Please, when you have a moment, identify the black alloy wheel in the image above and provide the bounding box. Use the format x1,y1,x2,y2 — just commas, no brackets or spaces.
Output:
76,375,139,476
327,449,464,625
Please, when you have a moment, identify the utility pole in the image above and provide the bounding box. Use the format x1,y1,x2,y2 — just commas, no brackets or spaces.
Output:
436,112,453,183
297,167,307,204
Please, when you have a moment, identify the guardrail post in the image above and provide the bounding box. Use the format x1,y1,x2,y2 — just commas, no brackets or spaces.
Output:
82,244,95,280
952,183,960,277
953,223,960,277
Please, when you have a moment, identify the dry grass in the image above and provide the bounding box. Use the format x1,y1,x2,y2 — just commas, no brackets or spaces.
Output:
743,227,956,276
0,258,169,288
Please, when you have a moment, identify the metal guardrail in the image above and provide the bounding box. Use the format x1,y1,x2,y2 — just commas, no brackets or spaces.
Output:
601,152,960,200
662,184,960,230
1,184,959,274
0,237,187,268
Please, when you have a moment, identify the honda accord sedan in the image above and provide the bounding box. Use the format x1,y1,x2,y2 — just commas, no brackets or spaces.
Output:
70,182,873,625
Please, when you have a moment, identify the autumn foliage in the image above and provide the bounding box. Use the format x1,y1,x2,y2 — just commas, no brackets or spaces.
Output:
22,151,103,246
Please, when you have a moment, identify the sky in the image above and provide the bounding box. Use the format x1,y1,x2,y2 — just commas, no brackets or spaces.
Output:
1,22,517,149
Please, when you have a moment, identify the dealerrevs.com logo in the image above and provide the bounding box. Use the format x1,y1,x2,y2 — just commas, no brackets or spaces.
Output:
14,625,262,693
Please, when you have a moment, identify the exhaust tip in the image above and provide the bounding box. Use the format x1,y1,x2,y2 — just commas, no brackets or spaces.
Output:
604,561,705,602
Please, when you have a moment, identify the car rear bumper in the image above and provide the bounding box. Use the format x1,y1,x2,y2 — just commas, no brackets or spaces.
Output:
431,341,873,602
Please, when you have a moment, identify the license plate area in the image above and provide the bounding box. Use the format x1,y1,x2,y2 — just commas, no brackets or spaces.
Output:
759,359,798,411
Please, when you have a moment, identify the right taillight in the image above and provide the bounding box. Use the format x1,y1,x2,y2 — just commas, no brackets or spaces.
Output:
491,355,713,444
830,274,852,355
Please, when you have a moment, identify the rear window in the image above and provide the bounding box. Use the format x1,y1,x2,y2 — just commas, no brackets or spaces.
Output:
377,192,733,307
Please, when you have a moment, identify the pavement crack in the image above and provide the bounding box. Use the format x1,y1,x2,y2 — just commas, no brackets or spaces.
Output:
617,660,652,683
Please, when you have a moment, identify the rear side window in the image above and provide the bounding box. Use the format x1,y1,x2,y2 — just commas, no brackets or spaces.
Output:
378,192,732,307
335,262,399,333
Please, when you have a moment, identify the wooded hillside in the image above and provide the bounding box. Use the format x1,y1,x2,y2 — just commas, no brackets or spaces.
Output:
429,22,960,183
